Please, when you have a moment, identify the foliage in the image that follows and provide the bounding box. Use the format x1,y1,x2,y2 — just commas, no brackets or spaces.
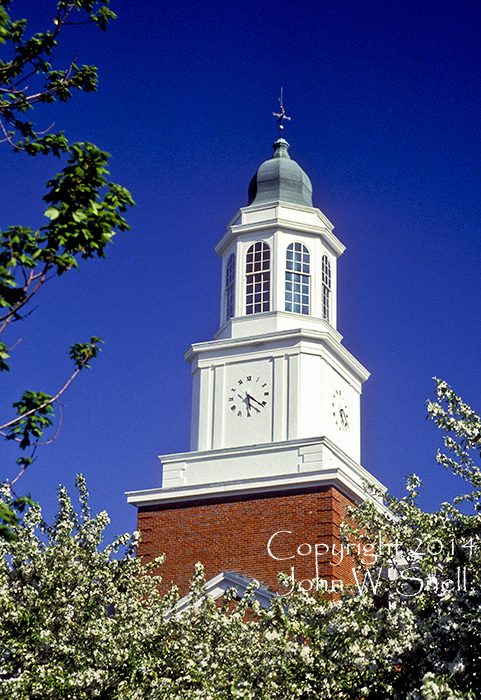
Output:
0,0,134,532
0,475,169,698
0,493,29,541
2,382,481,698
0,0,116,151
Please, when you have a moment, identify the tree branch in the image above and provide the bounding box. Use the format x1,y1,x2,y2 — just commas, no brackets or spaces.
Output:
0,346,95,433
0,264,50,332
8,455,38,488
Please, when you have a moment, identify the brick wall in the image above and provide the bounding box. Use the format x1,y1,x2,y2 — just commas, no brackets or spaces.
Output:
136,484,359,597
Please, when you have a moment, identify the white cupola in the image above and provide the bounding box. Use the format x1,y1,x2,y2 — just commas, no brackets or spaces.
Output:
215,138,344,341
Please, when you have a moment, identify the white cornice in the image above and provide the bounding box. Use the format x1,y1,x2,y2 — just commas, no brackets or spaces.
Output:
184,326,370,384
225,201,335,230
213,312,343,343
216,203,344,258
126,436,385,509
126,467,381,509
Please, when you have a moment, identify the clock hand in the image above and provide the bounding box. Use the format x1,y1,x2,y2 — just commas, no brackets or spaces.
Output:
246,392,265,408
243,393,261,413
243,392,252,416
239,392,255,416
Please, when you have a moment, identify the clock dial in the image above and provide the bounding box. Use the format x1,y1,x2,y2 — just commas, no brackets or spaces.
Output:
228,374,269,418
332,389,349,431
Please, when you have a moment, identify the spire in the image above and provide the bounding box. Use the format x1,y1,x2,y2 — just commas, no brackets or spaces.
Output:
272,87,291,138
271,137,291,159
247,92,313,207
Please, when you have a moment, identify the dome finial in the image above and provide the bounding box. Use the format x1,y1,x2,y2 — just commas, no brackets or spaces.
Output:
272,87,291,137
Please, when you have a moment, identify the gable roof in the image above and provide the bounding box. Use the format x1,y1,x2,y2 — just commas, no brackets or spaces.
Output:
173,571,277,614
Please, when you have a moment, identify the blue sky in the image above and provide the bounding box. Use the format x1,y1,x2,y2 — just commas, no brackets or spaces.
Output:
2,0,481,539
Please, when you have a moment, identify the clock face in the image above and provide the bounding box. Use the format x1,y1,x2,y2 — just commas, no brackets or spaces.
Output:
332,389,349,431
227,374,270,418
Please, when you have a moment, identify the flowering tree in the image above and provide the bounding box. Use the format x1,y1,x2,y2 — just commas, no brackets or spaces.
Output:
0,475,170,698
2,382,481,699
0,476,290,699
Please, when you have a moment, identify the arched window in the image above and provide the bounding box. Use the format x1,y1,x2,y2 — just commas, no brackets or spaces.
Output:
225,253,235,321
246,241,270,314
322,254,331,322
285,242,310,315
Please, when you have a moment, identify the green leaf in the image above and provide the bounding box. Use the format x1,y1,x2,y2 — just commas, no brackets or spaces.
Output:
72,209,87,223
0,340,10,371
44,205,59,220
69,336,103,369
8,390,55,449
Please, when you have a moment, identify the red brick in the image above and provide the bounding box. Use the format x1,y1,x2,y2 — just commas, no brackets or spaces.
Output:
136,485,359,597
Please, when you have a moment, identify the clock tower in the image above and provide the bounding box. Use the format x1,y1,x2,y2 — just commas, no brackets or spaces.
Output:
127,130,384,596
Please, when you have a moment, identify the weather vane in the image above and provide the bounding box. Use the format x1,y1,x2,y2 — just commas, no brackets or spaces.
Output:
272,87,291,137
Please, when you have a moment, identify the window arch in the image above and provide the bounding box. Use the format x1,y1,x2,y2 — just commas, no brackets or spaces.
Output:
322,254,331,322
225,253,235,321
246,241,270,314
285,242,310,315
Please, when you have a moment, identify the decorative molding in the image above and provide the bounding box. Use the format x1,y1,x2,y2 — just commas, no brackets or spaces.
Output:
172,571,276,615
186,326,369,385
218,202,343,259
126,436,386,509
